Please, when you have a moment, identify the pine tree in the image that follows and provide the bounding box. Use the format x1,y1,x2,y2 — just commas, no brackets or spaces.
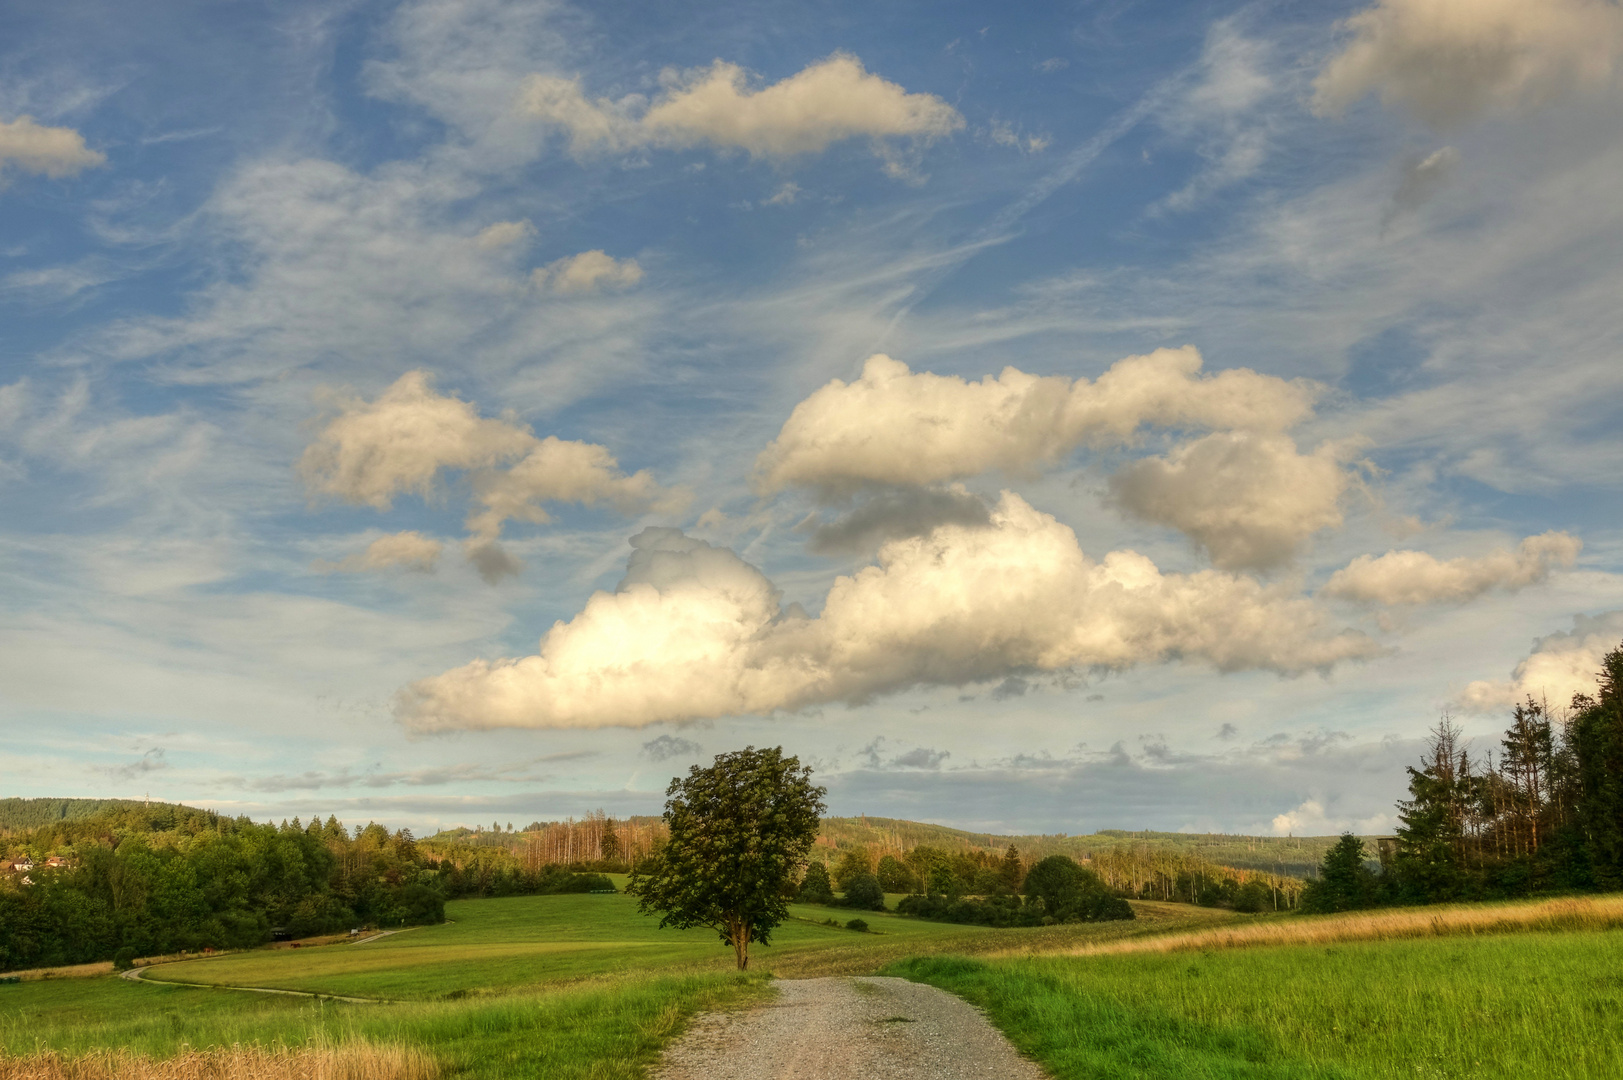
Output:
1570,644,1623,886
999,844,1024,893
1301,833,1376,912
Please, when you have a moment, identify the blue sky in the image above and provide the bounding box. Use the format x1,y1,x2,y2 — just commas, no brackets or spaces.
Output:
3,0,1622,837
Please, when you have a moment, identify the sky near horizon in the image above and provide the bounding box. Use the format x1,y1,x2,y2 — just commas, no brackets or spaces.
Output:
3,0,1623,839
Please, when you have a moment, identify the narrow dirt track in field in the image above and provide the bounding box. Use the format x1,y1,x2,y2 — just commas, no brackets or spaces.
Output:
651,976,1048,1080
118,965,391,1004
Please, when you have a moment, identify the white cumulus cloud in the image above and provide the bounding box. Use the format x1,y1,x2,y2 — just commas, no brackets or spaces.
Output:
300,371,534,510
533,250,643,293
1457,610,1623,713
317,531,444,573
1314,0,1623,128
1322,531,1581,605
395,492,1381,731
474,219,536,249
301,371,680,565
1108,432,1355,571
0,116,105,180
466,436,684,542
753,348,1317,495
519,52,963,168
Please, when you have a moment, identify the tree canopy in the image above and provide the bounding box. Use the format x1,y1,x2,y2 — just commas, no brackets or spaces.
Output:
632,746,826,970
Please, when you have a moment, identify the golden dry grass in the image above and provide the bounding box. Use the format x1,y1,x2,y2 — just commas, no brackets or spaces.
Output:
0,1043,438,1080
1041,893,1623,958
0,964,113,983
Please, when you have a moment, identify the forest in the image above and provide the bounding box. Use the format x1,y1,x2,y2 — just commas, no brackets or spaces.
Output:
1303,639,1623,912
0,801,614,972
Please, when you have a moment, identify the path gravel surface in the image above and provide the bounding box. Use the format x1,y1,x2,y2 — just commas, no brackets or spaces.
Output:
651,976,1049,1080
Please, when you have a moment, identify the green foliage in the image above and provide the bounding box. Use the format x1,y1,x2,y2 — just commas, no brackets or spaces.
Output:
875,854,915,893
0,799,206,832
1570,644,1623,886
1232,880,1271,913
819,816,1339,878
840,873,886,911
111,947,136,972
0,808,451,972
796,861,834,904
632,746,826,970
1023,856,1134,922
844,918,869,933
831,846,873,892
888,930,1623,1079
1374,638,1623,905
998,844,1024,892
1300,835,1378,914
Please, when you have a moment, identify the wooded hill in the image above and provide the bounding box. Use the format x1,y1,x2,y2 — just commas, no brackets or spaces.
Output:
812,816,1346,879
0,797,196,833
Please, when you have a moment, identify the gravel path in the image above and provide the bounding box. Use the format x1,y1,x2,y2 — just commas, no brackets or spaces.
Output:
651,976,1049,1080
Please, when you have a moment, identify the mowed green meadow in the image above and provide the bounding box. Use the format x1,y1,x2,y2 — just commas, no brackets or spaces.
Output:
5,888,1620,1079
0,890,1219,1078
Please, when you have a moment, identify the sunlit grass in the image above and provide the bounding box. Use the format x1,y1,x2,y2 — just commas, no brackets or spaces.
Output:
0,1038,438,1080
890,927,1623,1079
1042,894,1623,959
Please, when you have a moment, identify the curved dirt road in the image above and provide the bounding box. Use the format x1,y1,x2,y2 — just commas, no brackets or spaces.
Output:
652,976,1048,1079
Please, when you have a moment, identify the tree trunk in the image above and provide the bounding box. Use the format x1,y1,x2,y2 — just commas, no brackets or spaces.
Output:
731,919,749,970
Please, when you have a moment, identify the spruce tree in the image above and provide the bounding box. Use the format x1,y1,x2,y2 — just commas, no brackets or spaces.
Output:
1571,644,1623,886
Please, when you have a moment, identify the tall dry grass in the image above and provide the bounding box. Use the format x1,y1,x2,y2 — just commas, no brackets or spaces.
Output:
1046,893,1623,958
0,1042,438,1080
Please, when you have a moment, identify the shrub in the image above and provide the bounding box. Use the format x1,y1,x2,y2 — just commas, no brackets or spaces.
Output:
845,918,869,932
841,872,886,911
111,947,136,971
1233,881,1270,913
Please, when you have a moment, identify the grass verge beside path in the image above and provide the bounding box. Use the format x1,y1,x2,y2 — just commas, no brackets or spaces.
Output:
0,971,770,1079
889,928,1623,1080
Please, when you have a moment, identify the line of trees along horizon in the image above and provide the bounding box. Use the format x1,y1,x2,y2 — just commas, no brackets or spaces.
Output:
1304,639,1623,912
0,805,616,973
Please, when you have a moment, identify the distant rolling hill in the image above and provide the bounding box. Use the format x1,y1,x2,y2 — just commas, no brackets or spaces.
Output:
815,816,1349,879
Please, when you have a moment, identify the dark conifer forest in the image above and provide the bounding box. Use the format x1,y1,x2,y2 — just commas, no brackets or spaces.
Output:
1303,639,1623,912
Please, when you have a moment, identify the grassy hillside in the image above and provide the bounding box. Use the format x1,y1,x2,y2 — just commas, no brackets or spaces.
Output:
816,816,1346,877
1,889,1220,1078
6,889,1619,1078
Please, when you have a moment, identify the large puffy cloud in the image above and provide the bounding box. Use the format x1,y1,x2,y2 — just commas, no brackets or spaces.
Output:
753,348,1317,495
802,485,992,556
1322,531,1581,605
520,53,963,168
396,493,1380,731
301,371,680,558
0,116,105,180
1108,432,1354,571
1314,0,1623,128
1458,610,1623,712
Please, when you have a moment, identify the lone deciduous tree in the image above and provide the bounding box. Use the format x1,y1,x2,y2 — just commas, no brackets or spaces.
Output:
632,746,826,970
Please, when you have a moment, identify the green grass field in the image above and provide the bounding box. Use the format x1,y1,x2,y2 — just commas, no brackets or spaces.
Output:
5,890,1619,1078
0,892,1220,1077
889,928,1623,1079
